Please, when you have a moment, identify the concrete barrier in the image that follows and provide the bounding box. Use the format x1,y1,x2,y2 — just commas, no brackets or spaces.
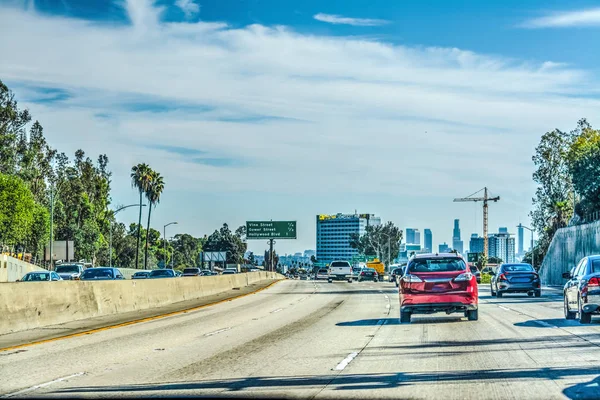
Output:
0,271,283,335
540,220,600,286
0,255,47,283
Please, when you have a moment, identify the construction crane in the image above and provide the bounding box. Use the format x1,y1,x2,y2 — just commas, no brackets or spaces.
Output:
453,187,500,258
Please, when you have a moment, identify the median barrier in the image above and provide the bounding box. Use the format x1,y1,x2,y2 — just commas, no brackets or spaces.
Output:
0,271,283,335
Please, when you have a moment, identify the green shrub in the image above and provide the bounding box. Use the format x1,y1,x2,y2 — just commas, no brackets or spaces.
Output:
480,273,492,284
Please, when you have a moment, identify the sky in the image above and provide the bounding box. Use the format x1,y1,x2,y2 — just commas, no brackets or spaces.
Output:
1,0,600,256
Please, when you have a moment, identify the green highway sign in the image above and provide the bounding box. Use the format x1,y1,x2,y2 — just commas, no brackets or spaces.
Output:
246,221,297,240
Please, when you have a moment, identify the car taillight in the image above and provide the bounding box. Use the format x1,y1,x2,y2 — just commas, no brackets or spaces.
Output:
403,274,423,283
360,272,365,276
498,273,507,281
454,272,473,282
589,277,600,288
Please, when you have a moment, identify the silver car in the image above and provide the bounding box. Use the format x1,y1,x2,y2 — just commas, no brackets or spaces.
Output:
19,271,62,282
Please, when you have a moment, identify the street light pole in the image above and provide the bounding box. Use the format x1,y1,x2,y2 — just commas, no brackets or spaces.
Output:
519,225,535,269
110,204,146,268
163,222,178,268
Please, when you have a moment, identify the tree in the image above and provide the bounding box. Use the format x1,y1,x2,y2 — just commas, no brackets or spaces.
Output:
203,224,247,265
487,256,503,264
0,80,31,175
131,163,152,268
144,170,165,269
350,222,403,266
530,128,574,264
0,174,35,248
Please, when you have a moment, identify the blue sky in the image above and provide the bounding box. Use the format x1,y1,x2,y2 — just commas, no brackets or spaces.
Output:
2,0,600,255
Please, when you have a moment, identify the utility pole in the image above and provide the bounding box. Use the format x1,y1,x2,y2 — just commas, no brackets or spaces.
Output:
268,239,275,272
454,187,500,258
49,183,54,271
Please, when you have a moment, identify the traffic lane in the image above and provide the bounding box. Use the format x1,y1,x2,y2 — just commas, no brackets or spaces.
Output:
2,280,388,398
0,279,327,395
317,283,600,399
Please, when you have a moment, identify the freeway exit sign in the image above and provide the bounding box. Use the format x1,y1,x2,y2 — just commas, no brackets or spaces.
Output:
246,221,297,240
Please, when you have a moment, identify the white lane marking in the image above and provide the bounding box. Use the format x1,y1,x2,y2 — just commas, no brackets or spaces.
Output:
298,297,307,302
204,327,231,337
271,308,283,313
335,352,358,370
534,321,558,328
376,319,385,326
384,295,389,299
498,306,511,311
385,304,391,309
1,372,85,398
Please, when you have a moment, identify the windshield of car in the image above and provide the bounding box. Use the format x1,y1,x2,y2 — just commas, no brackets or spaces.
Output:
409,258,467,273
22,273,50,281
81,269,114,279
55,265,80,274
133,272,149,276
222,271,235,274
150,270,173,277
503,264,534,272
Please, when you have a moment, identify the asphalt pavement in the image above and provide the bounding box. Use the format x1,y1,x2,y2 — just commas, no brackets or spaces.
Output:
1,279,600,399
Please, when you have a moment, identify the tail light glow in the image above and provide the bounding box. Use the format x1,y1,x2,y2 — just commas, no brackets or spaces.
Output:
403,274,423,283
498,273,507,281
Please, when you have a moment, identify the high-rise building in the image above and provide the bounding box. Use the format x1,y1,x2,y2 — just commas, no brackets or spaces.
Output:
439,242,450,253
469,233,484,254
414,229,421,246
517,224,524,255
405,228,415,245
316,213,381,265
488,231,516,263
452,219,464,254
399,243,422,261
424,229,432,253
499,227,508,234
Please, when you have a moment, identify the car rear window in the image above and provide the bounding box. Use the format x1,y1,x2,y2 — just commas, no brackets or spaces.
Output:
318,269,328,273
183,268,199,274
503,264,534,272
591,260,600,274
330,262,350,268
56,265,80,273
82,269,114,278
409,258,466,273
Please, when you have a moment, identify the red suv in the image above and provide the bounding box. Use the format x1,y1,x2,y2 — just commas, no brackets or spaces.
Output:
399,253,478,323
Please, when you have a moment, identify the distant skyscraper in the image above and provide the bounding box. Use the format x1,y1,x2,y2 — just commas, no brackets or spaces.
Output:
406,228,415,245
424,229,432,253
499,227,508,234
469,233,484,254
439,242,450,253
517,224,524,255
452,219,464,254
414,229,421,246
488,231,516,263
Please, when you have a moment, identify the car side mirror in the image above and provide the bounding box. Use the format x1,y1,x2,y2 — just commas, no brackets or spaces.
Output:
562,272,572,279
15,279,20,282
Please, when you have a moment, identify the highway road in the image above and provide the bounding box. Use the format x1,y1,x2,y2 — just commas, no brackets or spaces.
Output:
2,279,600,399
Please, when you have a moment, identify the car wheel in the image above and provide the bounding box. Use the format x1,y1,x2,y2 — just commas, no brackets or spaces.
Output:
579,297,592,324
348,279,352,283
466,309,478,321
496,291,503,298
395,281,399,287
400,311,411,324
528,291,534,297
328,279,332,283
564,295,576,320
535,290,541,298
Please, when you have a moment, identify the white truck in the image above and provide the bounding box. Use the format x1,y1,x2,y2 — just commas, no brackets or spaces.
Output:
328,260,353,283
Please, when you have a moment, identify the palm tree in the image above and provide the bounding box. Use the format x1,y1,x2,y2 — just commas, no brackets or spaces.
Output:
131,163,152,269
144,170,165,269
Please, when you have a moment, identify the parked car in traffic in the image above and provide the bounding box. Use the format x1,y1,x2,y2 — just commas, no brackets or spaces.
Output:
390,267,404,286
358,267,378,282
351,266,361,281
328,260,353,283
222,270,237,275
182,268,201,276
399,253,478,323
315,268,329,280
18,271,62,282
200,270,216,276
563,255,600,324
470,265,481,284
132,270,151,279
55,264,85,280
490,263,540,298
80,267,125,281
148,269,177,279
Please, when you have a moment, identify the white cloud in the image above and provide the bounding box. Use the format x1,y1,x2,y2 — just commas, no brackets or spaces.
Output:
0,0,599,251
175,0,200,20
521,7,600,28
313,13,389,27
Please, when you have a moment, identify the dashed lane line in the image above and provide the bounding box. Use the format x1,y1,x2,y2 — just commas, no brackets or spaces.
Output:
1,372,85,398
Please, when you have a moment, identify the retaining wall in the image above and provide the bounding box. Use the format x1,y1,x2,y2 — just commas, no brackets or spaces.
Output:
540,220,600,286
0,255,47,283
0,271,282,335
